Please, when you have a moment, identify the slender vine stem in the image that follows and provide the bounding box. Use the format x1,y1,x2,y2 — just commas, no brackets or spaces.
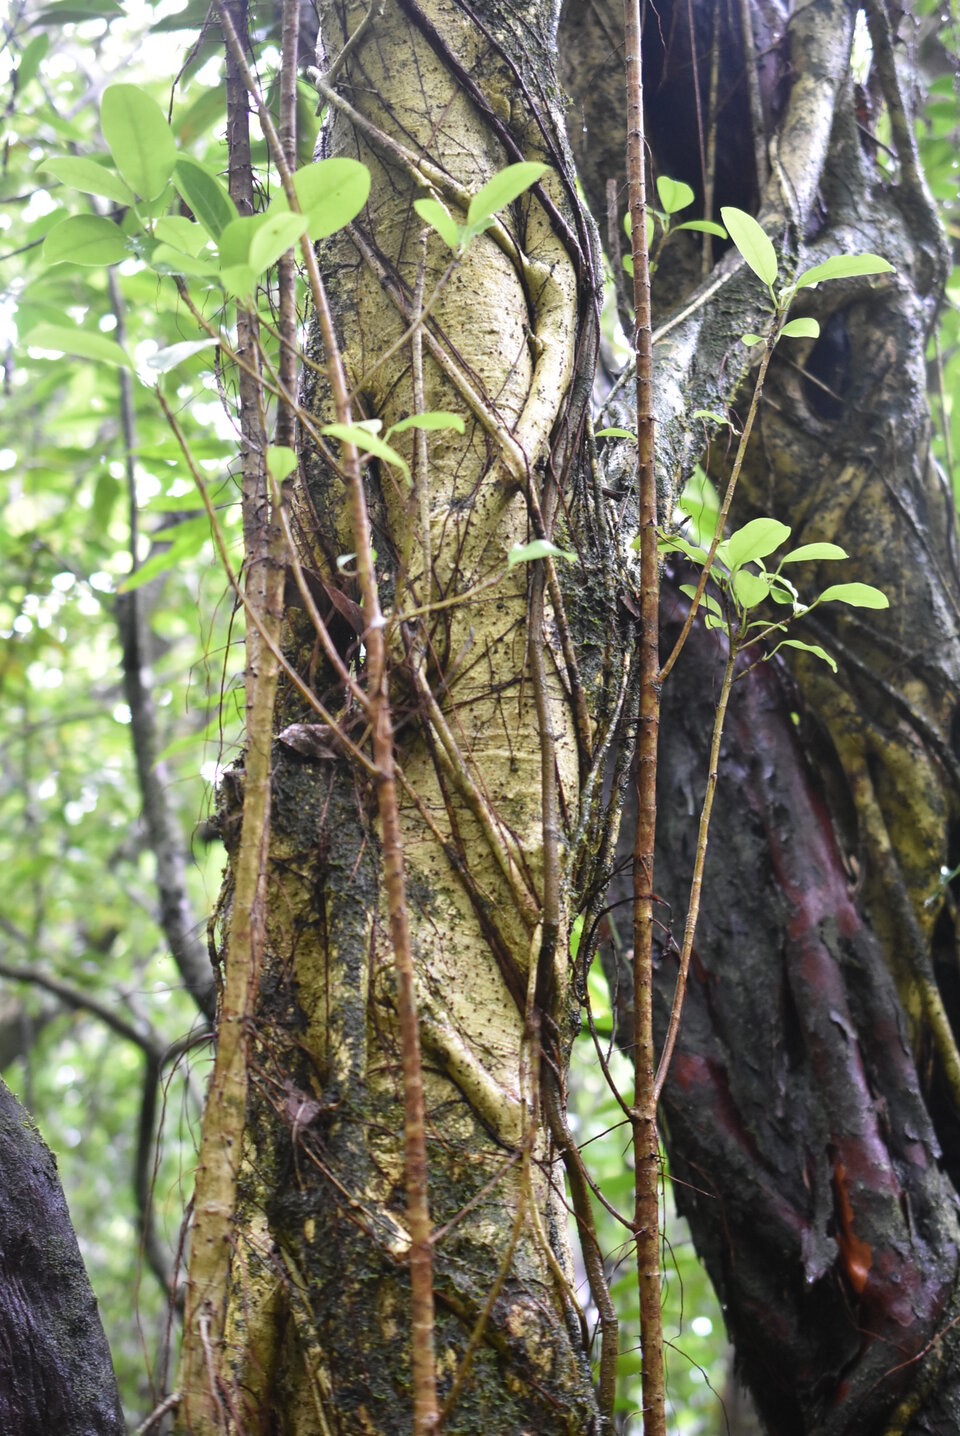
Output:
624,0,666,1431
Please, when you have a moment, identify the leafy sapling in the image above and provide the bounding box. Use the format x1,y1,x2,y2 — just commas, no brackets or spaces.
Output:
623,175,727,277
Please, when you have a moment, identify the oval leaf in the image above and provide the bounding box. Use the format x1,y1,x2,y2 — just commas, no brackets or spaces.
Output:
321,423,410,480
291,158,371,239
796,254,894,289
780,542,848,564
101,84,176,200
173,156,237,240
388,412,465,436
42,213,128,267
413,197,461,252
780,317,821,339
732,569,772,609
816,582,889,609
656,176,694,215
676,219,727,238
40,155,134,206
467,162,548,228
267,445,298,483
146,338,220,372
248,210,310,276
507,538,576,567
777,638,838,672
720,207,778,288
594,427,636,441
26,321,132,368
719,517,791,570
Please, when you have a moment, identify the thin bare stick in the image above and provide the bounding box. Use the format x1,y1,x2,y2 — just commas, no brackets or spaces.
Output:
654,637,736,1100
624,0,666,1430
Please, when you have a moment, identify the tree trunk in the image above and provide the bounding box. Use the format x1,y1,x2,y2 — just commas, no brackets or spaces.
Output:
0,1079,125,1436
563,0,960,1430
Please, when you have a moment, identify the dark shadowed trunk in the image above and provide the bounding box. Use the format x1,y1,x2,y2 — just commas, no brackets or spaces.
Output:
0,1079,124,1436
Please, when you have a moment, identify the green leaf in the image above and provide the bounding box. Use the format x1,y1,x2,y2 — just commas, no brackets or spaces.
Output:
776,638,838,672
690,410,733,427
39,156,134,206
146,339,220,372
288,158,371,239
719,518,791,570
732,569,772,609
467,162,548,229
676,219,727,238
101,84,176,201
816,581,889,609
780,542,848,564
16,32,49,89
387,412,465,436
594,427,636,440
118,518,212,591
741,333,764,346
658,533,708,564
413,198,462,252
219,264,257,300
320,423,410,480
41,215,129,267
507,538,577,567
149,245,219,278
218,216,258,267
267,445,298,483
656,176,694,215
780,317,821,339
622,253,634,277
153,216,209,256
720,207,779,288
795,254,894,289
173,156,237,240
248,210,310,275
679,584,723,619
25,322,132,369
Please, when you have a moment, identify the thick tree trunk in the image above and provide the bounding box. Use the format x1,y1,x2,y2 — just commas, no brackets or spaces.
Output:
563,0,960,1430
0,1079,125,1436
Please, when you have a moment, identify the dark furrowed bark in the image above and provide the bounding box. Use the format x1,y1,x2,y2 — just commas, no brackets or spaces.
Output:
0,1079,125,1436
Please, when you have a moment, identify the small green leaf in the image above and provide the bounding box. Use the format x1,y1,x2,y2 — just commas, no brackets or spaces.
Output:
42,214,128,267
321,422,410,479
387,411,465,436
776,638,838,672
780,317,821,339
173,156,237,240
101,84,176,200
816,581,889,609
467,162,548,229
676,219,727,238
780,542,848,564
622,253,634,277
150,244,219,278
795,254,894,289
248,210,310,275
266,445,298,483
656,176,694,215
507,538,577,567
26,321,132,369
719,518,791,570
16,32,49,89
146,338,220,372
594,427,636,440
154,216,209,256
720,207,779,288
286,157,371,239
732,568,772,609
690,410,733,427
741,333,764,346
219,264,257,300
413,197,462,252
659,534,709,564
679,584,722,619
39,155,134,206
